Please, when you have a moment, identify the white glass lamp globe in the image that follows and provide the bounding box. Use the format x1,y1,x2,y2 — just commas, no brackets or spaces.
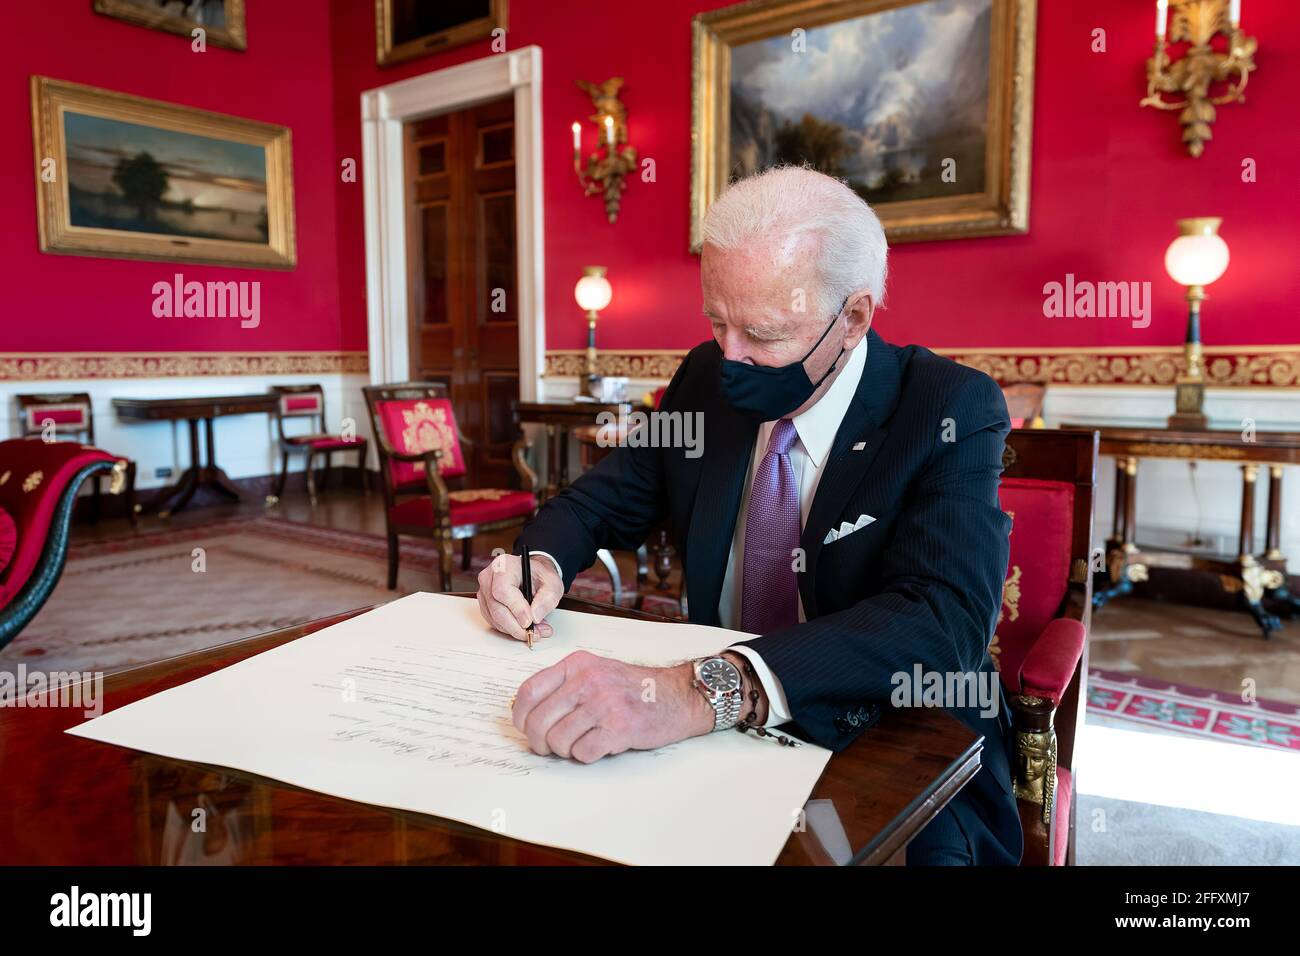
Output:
575,267,612,315
1164,218,1229,288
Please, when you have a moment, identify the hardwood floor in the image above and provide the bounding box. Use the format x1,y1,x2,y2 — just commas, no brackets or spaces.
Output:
1090,596,1300,705
72,486,1299,703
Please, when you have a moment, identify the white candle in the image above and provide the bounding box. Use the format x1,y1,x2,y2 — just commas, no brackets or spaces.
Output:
1156,0,1167,38
604,115,615,146
571,121,581,152
1229,0,1240,26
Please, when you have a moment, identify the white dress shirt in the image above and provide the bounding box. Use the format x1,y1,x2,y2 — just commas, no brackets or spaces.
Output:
533,338,868,731
720,339,868,727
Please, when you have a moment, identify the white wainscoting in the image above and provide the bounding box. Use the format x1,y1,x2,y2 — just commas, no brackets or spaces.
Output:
1043,387,1300,572
2,373,373,491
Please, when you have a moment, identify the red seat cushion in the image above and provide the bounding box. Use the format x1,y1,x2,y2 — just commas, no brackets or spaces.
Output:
0,507,15,576
0,439,117,607
389,489,536,528
993,477,1074,693
1053,765,1073,866
287,435,361,451
374,398,467,487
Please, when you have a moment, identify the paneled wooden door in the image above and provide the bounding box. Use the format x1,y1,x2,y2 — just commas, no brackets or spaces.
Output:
404,96,519,488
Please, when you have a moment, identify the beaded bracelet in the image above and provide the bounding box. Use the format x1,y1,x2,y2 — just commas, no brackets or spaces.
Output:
733,657,801,747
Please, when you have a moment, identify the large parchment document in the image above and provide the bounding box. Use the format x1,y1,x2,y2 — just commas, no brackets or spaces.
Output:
68,593,832,865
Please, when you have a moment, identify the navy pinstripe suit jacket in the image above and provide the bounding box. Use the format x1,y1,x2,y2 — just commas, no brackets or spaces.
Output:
516,330,1022,865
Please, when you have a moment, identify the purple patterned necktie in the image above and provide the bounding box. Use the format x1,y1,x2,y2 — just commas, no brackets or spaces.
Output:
741,419,801,633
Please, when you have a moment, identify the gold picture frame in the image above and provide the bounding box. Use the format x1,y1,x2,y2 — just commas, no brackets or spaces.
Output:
690,0,1036,252
93,0,247,52
375,0,508,66
31,76,296,270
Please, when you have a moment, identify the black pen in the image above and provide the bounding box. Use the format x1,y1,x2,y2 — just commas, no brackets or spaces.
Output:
520,547,535,650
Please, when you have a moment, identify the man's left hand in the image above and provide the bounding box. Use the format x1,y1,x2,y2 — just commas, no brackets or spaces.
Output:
512,651,716,763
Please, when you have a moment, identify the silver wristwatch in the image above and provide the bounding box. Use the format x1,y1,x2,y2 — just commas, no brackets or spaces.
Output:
692,656,743,732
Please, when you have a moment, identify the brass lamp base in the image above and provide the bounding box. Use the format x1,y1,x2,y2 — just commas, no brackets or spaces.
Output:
1168,380,1207,430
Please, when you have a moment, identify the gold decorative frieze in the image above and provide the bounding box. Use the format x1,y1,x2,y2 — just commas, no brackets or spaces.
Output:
0,352,369,382
1122,443,1248,461
544,350,689,380
544,346,1300,388
949,346,1300,388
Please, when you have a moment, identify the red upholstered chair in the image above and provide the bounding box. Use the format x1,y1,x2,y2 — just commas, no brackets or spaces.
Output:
996,428,1098,866
362,383,538,591
0,439,123,649
269,384,368,506
16,392,138,527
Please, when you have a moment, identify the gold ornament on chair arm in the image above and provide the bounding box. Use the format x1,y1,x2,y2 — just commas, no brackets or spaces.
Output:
1013,696,1057,825
1141,0,1257,157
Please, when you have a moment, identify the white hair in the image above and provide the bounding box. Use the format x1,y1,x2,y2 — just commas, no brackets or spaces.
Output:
702,165,888,312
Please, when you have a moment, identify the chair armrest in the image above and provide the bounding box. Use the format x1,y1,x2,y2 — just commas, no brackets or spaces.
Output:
1009,616,1085,865
421,458,451,511
1018,617,1087,704
511,436,537,493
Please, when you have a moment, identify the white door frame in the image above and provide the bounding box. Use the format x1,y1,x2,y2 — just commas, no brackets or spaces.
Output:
361,45,545,399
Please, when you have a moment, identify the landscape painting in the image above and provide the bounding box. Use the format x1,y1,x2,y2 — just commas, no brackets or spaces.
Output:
32,77,296,269
376,0,507,65
691,0,1035,249
93,0,247,51
65,113,269,244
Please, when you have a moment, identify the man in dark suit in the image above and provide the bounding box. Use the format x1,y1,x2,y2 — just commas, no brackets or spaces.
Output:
476,167,1020,865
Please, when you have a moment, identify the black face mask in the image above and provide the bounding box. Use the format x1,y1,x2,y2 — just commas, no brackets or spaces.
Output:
718,297,849,422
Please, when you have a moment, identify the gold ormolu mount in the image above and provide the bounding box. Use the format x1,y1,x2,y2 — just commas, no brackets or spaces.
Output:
574,78,638,223
1141,0,1257,157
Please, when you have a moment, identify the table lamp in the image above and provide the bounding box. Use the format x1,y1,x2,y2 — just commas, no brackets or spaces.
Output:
1164,217,1229,429
574,266,612,396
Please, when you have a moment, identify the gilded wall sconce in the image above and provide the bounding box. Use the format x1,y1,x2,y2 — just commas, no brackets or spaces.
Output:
573,78,637,223
1141,0,1257,157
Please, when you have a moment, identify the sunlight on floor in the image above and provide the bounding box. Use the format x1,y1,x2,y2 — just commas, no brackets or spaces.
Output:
1077,723,1300,827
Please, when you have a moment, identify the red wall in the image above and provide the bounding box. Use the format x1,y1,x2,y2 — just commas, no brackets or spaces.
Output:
330,0,1300,353
1,0,343,353
4,1,1296,357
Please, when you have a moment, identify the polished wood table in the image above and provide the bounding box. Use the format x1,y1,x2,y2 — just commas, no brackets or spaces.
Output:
513,400,629,499
1063,424,1300,637
113,394,277,517
0,595,982,866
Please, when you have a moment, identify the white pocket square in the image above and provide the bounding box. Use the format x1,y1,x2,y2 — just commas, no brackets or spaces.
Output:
822,513,876,545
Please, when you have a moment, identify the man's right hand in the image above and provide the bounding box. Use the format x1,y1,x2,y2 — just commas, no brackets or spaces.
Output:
476,553,564,642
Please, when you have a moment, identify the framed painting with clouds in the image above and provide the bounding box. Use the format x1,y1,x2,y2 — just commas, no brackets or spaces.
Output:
93,0,247,52
691,0,1035,251
31,76,295,269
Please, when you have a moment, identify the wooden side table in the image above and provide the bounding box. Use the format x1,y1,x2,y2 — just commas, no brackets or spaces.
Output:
1063,424,1300,638
113,394,277,517
573,423,686,617
512,400,628,499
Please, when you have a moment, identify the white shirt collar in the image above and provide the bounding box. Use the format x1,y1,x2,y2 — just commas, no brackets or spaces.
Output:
787,337,868,470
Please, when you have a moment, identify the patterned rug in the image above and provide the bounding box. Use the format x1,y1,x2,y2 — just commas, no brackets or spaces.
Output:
1087,668,1300,753
1,517,684,676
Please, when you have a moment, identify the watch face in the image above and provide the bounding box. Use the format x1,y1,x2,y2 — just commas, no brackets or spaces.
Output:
700,658,740,693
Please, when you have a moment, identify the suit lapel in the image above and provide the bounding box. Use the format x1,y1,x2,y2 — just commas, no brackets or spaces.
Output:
799,331,902,618
686,394,757,626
